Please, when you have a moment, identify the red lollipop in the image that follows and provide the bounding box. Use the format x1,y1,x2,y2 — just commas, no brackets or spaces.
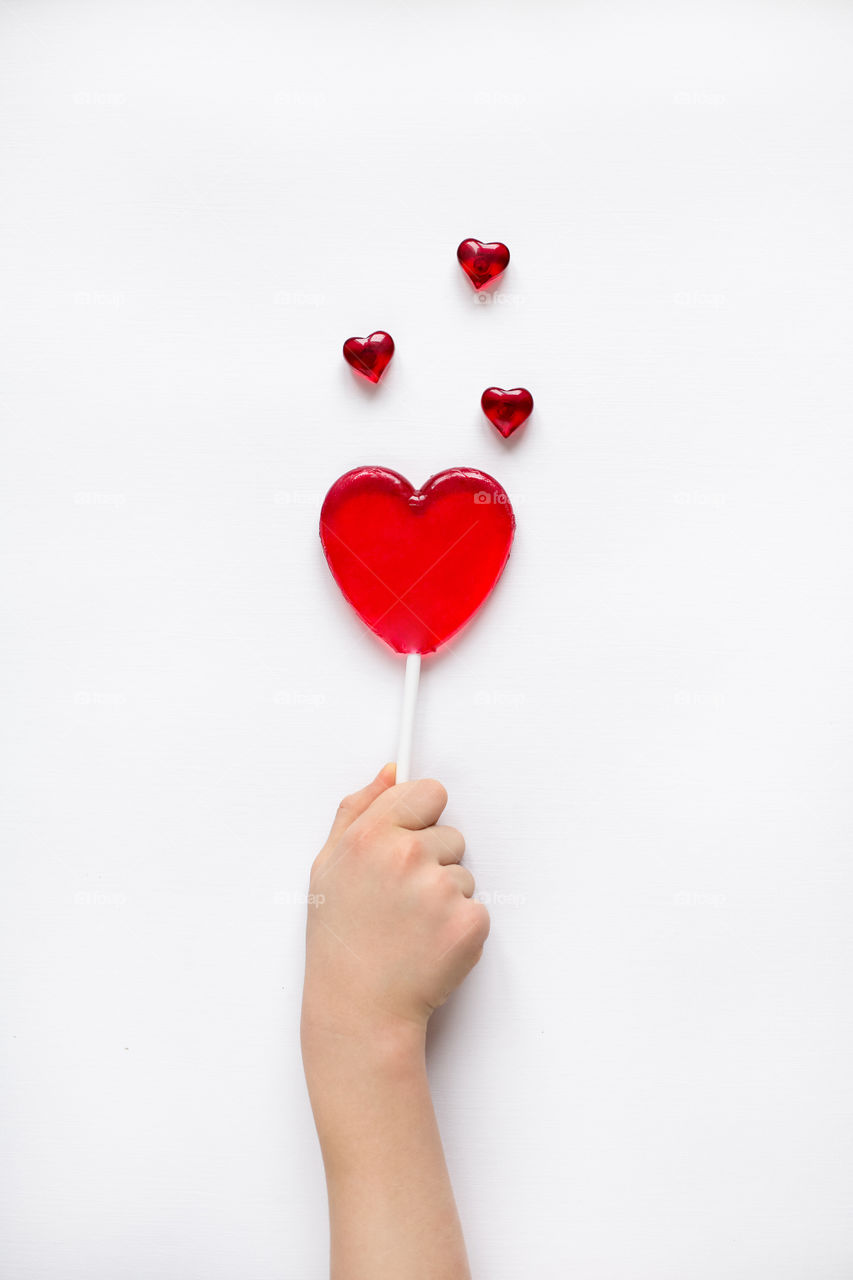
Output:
320,466,515,778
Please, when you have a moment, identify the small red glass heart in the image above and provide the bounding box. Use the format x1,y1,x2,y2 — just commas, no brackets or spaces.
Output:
456,238,510,290
320,467,515,655
481,386,534,438
342,331,395,383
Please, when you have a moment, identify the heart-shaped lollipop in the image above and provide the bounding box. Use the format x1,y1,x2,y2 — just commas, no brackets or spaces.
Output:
481,386,534,438
320,466,515,779
320,467,514,655
456,238,510,290
342,331,395,383
317,471,512,778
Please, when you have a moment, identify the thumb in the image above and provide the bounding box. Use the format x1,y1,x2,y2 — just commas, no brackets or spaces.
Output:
324,763,396,846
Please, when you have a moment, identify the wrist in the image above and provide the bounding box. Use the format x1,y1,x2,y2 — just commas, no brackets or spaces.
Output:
301,1001,427,1080
301,1009,430,1167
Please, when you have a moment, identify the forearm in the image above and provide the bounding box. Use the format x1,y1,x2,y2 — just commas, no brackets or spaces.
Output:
302,1018,471,1280
302,770,488,1277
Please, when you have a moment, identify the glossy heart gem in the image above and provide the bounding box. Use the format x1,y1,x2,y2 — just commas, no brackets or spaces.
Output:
342,331,395,383
456,238,510,290
481,386,534,438
320,467,515,654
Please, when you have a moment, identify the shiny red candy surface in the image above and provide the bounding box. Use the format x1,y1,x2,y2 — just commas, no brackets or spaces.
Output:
320,467,515,654
481,386,534,438
456,238,510,290
342,331,395,383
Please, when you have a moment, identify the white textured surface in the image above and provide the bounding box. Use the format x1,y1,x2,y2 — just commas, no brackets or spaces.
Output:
2,2,853,1276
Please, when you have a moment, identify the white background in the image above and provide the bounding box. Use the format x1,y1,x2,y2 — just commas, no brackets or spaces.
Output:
2,2,852,1276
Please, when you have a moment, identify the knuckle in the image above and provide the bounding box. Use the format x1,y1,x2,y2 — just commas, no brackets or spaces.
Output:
397,830,423,865
421,777,448,810
348,819,383,854
337,792,358,817
436,866,457,896
470,901,491,944
448,826,465,857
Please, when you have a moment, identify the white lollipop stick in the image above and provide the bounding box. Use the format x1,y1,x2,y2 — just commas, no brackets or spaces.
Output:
395,653,421,783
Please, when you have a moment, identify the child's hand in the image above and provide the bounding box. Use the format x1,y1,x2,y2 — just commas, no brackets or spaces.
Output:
301,764,490,1044
301,765,487,1278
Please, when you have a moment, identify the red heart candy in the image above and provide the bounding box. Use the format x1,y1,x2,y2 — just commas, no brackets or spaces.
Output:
342,331,395,383
456,238,510,290
320,467,515,655
481,386,534,438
